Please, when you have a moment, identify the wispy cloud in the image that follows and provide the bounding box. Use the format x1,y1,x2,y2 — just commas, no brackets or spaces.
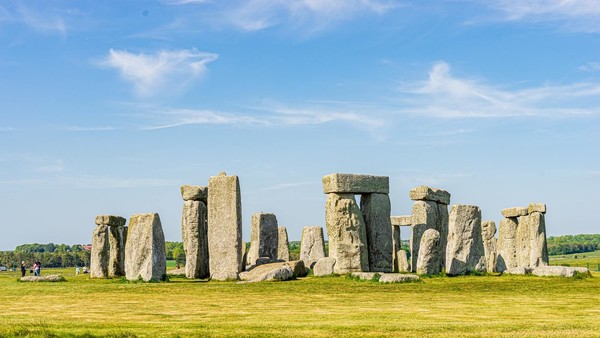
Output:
484,0,600,33
261,181,313,191
34,160,65,174
96,49,218,96
397,61,600,118
62,126,117,132
0,4,67,36
58,176,179,189
579,62,600,72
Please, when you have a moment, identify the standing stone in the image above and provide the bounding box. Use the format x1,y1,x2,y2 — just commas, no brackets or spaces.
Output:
437,203,449,268
300,226,327,269
125,213,166,282
445,204,486,275
277,226,290,262
410,201,438,272
527,212,549,268
360,193,393,272
247,213,278,266
397,250,410,272
416,229,441,275
108,225,127,277
515,214,531,268
496,217,518,272
391,224,401,272
90,224,109,278
182,200,209,279
481,220,497,273
207,172,242,281
325,193,369,273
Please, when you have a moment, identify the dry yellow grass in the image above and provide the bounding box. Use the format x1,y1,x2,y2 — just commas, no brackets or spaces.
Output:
1,269,599,337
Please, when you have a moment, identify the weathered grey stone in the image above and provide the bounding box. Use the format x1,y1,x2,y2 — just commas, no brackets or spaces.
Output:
501,207,528,218
409,186,451,205
416,229,441,275
351,272,379,280
277,226,290,262
445,204,486,275
496,217,518,272
379,274,420,283
124,213,166,282
239,262,301,281
528,203,546,215
313,257,336,276
108,225,127,277
95,215,126,227
300,226,326,269
288,260,307,277
504,266,530,275
528,212,549,268
410,201,438,272
241,265,294,283
397,250,410,272
325,193,369,273
516,215,531,268
322,173,389,194
437,203,449,268
241,241,247,270
361,193,393,272
391,225,401,272
90,224,109,278
182,200,209,279
20,275,65,282
390,215,412,227
180,185,208,203
531,266,589,277
247,213,278,266
481,220,497,273
207,173,242,281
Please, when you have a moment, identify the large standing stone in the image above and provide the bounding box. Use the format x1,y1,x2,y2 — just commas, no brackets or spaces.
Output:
300,226,327,269
391,224,401,272
481,220,497,273
277,226,290,262
496,217,518,272
90,224,109,278
516,215,531,268
125,213,166,282
410,201,438,272
437,203,449,268
108,225,127,277
360,193,393,272
325,193,369,273
397,250,410,272
528,212,549,268
207,172,242,281
313,257,337,276
416,229,441,275
445,204,486,275
247,213,278,266
322,173,389,194
409,186,451,205
182,200,209,279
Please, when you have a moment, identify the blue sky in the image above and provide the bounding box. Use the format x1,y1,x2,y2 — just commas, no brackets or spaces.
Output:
1,0,599,250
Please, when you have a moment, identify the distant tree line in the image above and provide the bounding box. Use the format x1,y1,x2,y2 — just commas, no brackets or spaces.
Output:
547,234,600,255
1,243,91,269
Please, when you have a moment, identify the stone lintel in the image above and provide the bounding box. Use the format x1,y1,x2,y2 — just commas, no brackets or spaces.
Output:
409,186,450,205
322,173,389,194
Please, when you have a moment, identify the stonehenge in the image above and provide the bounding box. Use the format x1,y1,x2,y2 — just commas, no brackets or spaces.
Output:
208,172,243,281
445,204,486,275
277,226,290,261
91,215,126,278
181,185,209,279
416,229,441,275
323,173,393,273
90,223,109,278
125,213,167,282
300,226,327,269
481,221,497,273
390,216,411,272
247,213,279,266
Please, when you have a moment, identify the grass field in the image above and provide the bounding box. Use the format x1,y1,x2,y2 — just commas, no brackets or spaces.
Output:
1,267,599,337
550,250,600,270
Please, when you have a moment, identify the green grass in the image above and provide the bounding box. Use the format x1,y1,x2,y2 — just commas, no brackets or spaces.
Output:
1,268,599,337
550,250,600,270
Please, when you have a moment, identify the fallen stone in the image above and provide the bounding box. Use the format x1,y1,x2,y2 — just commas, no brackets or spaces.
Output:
351,272,379,280
239,262,295,282
182,200,209,279
361,193,393,273
445,204,486,275
416,229,441,275
247,213,278,266
410,200,439,272
180,185,208,203
108,225,127,277
95,215,126,227
322,173,389,194
288,260,307,277
503,266,530,275
501,207,528,218
325,193,369,273
528,203,546,215
496,217,518,272
528,212,549,268
90,224,109,279
277,226,290,262
207,172,243,281
397,250,410,272
390,215,412,227
313,257,336,276
409,186,451,205
300,226,327,269
481,220,497,273
167,268,185,275
20,275,66,282
531,266,589,277
124,213,167,282
379,274,420,283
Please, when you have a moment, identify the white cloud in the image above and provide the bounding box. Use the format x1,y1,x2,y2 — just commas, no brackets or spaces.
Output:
34,160,65,173
97,49,218,96
397,61,600,118
579,62,600,72
485,0,600,33
0,4,67,36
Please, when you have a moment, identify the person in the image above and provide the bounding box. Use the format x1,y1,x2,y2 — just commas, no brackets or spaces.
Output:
82,266,88,274
33,260,41,276
76,266,80,275
20,261,26,277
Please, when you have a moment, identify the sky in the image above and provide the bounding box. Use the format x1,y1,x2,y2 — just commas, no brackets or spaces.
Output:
1,0,599,250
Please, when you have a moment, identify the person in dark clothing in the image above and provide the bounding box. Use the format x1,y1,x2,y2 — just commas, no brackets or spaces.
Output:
20,261,26,277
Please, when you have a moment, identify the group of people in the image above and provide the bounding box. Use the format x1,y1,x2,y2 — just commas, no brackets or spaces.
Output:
20,260,41,277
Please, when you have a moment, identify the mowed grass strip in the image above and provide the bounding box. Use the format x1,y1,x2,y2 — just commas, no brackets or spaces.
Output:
1,269,599,337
